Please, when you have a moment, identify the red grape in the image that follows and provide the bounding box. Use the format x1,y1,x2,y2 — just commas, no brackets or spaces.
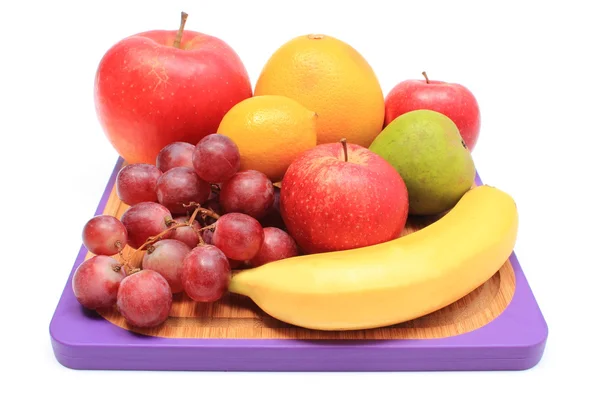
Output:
181,245,230,302
82,215,128,255
192,134,240,183
201,228,214,245
170,216,201,249
156,167,211,215
116,163,162,205
249,227,299,267
207,186,220,201
142,239,191,293
203,195,221,215
272,185,281,213
212,213,264,261
200,196,221,225
156,142,195,172
259,186,286,229
116,270,172,328
72,255,126,310
228,258,244,269
120,202,174,249
220,170,274,219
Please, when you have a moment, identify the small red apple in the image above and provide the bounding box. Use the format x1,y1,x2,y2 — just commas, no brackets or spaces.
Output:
280,140,409,254
94,12,252,165
384,72,481,150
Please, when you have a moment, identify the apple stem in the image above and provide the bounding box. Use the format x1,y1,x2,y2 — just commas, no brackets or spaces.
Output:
340,138,348,162
173,11,189,49
422,71,430,84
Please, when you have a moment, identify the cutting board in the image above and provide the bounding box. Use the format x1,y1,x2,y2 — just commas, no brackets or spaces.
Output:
49,157,548,371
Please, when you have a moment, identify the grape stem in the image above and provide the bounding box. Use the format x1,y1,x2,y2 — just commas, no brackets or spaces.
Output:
121,202,220,267
184,202,203,224
136,222,186,252
194,228,205,246
126,267,142,276
185,202,206,245
200,208,220,220
115,241,127,264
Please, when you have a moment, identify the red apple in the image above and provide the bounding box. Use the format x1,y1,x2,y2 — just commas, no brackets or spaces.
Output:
384,72,481,151
280,140,409,254
94,12,253,165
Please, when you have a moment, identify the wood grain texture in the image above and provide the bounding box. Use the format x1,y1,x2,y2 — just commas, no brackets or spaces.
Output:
93,178,516,340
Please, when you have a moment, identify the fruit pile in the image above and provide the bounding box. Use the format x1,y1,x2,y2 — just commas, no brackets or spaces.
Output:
72,12,519,332
73,134,299,328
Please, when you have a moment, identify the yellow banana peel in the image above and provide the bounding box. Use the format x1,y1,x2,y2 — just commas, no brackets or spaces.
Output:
228,184,518,331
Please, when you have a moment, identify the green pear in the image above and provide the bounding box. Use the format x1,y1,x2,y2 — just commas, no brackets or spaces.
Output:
369,109,475,215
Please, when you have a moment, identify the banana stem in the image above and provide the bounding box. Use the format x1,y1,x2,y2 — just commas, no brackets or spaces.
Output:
228,274,251,296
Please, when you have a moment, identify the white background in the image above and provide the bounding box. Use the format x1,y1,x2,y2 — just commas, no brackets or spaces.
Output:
1,0,598,396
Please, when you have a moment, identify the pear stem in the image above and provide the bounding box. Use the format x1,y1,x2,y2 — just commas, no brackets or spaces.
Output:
340,138,348,162
422,71,430,84
173,11,189,49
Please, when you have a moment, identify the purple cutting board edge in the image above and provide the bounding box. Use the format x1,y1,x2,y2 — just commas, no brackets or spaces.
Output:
49,157,548,372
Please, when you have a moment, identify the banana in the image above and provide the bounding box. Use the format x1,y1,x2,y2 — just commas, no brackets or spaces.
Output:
228,184,518,331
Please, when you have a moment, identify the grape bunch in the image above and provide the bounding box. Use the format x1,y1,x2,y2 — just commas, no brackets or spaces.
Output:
71,134,300,328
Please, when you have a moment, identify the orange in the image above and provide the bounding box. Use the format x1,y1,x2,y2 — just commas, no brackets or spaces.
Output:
216,95,318,182
255,34,385,148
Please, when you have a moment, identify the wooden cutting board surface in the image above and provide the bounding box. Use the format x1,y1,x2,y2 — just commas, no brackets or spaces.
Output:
93,176,516,340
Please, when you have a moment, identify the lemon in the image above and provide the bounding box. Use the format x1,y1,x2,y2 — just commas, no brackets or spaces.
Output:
217,95,318,182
